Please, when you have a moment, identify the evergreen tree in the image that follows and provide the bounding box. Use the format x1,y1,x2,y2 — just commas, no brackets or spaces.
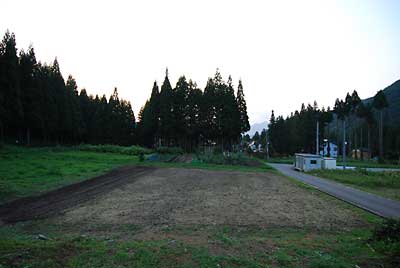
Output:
65,75,82,142
185,80,203,150
138,81,160,147
159,69,174,145
0,30,23,142
373,90,389,160
19,46,39,145
236,79,250,134
173,76,189,147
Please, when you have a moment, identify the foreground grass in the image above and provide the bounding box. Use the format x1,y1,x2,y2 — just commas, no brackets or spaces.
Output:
309,169,400,201
0,222,397,268
0,146,140,204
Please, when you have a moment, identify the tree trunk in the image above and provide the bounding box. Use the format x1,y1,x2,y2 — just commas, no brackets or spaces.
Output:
360,126,363,161
26,127,31,146
367,124,371,159
342,119,346,170
0,121,4,145
379,110,384,161
354,129,357,160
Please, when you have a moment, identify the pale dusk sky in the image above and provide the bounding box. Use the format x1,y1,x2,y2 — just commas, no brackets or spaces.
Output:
2,0,399,124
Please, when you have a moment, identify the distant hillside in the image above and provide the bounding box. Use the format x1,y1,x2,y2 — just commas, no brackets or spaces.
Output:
248,121,267,136
328,79,400,137
365,79,400,126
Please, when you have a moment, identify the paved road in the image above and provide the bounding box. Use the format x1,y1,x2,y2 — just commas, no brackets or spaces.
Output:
269,163,400,219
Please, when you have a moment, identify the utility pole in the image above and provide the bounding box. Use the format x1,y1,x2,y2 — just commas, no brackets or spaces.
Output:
266,131,269,161
316,121,319,155
343,119,346,170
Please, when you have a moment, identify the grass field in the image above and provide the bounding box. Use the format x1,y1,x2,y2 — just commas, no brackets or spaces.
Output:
0,223,393,268
336,157,400,169
309,169,400,201
0,146,271,204
0,146,142,204
0,145,399,267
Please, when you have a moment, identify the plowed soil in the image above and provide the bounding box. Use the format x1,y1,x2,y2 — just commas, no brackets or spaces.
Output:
0,166,366,230
0,166,154,224
58,168,365,230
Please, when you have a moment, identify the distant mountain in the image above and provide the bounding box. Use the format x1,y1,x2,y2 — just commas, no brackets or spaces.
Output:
364,79,400,126
247,121,268,137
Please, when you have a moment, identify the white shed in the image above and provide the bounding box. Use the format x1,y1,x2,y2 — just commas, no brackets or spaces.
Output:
321,157,337,169
294,154,322,171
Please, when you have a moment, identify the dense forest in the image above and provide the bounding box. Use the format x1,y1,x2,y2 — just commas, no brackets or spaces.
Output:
0,31,136,145
0,30,250,150
137,70,250,151
264,89,400,160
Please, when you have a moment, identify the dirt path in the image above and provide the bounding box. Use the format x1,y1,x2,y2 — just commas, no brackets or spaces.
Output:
0,166,155,224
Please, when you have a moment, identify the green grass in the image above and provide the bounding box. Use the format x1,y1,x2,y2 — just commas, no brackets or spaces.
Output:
309,169,400,201
0,223,396,268
336,157,400,169
74,144,153,155
266,156,294,164
143,159,273,172
195,152,261,166
0,145,272,204
0,145,140,203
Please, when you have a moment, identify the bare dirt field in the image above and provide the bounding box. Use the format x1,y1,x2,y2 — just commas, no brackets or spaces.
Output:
51,167,366,231
0,166,367,230
1,166,379,267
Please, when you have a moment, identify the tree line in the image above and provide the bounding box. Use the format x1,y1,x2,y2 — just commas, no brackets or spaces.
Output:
267,102,333,155
0,30,250,150
137,69,250,151
0,30,135,145
266,89,398,160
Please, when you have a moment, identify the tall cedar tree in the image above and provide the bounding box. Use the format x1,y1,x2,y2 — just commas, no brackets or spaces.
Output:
236,79,250,134
138,81,160,147
372,90,388,160
0,30,23,142
159,69,174,145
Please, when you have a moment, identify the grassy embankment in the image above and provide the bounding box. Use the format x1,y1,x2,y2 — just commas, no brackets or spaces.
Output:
1,145,398,267
309,169,400,201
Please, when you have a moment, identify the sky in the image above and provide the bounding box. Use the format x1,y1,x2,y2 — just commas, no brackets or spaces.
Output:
2,0,400,125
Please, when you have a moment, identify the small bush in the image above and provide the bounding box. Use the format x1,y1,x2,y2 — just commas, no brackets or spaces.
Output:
155,146,183,155
75,144,152,155
138,152,145,162
372,219,400,243
370,219,400,265
196,152,261,167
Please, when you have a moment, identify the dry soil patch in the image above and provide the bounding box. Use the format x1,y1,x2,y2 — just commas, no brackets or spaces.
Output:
54,167,366,231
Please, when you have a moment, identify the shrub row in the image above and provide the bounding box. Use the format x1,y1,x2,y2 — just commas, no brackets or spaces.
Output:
196,153,260,166
75,144,153,155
